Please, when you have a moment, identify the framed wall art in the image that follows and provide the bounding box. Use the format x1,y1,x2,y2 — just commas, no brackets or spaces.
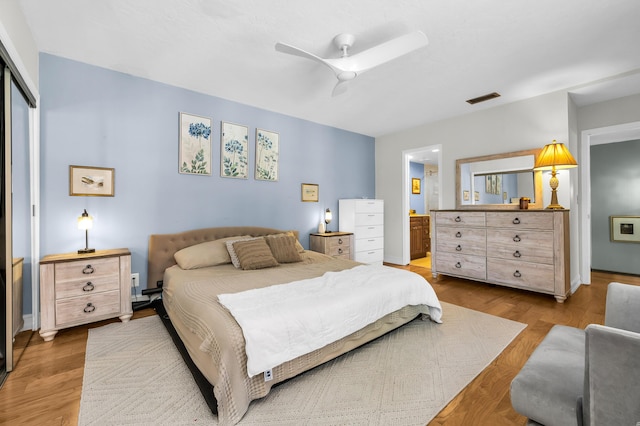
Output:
301,183,319,202
69,165,115,196
610,216,640,243
255,128,279,181
179,112,212,175
412,178,421,194
220,121,248,179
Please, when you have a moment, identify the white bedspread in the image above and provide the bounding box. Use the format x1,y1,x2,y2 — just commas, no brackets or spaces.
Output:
218,264,442,377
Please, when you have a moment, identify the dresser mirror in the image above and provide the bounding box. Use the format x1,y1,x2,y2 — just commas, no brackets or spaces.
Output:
456,148,543,209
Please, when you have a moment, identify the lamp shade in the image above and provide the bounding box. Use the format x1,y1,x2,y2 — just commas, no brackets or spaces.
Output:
324,208,332,224
533,140,577,170
77,209,93,230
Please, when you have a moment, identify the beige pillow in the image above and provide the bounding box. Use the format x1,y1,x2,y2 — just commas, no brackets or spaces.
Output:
226,237,260,268
233,239,280,270
284,231,305,253
264,234,303,263
174,236,250,269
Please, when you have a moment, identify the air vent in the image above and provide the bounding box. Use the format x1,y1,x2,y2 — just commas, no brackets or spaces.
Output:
466,92,501,105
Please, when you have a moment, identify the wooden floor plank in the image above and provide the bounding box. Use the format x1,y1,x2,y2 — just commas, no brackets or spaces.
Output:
1,270,638,425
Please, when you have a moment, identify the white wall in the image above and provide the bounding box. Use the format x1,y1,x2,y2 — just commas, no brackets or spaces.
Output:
376,90,570,264
0,2,39,90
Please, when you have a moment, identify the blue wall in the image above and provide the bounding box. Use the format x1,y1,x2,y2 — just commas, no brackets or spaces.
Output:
40,54,375,290
409,161,425,214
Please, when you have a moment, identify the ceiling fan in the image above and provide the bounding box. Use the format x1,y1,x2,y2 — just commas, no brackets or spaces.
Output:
275,30,428,96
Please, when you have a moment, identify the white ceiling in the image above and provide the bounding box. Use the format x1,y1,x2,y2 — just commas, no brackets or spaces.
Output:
18,0,640,138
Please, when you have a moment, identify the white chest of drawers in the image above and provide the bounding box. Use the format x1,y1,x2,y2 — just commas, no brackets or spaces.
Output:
339,199,384,265
432,210,570,302
39,248,132,341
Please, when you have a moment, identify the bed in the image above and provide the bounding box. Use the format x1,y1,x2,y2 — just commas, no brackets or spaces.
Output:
147,226,442,425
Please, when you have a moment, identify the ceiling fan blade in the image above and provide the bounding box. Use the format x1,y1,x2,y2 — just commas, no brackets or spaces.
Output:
331,80,349,97
275,42,342,75
342,31,428,74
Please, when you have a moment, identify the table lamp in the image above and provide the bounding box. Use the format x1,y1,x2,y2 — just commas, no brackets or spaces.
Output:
533,140,577,209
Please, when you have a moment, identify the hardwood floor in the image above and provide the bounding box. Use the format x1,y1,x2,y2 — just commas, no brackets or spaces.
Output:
1,270,638,425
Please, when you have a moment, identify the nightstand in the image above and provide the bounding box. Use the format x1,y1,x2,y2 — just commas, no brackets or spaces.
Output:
309,232,354,260
39,248,132,341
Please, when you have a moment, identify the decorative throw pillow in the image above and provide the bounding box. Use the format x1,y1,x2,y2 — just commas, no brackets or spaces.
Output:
284,231,306,253
232,238,280,270
226,237,260,268
174,236,250,269
264,234,303,263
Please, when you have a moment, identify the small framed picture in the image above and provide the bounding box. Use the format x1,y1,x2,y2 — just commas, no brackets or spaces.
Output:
179,112,212,176
69,165,115,197
412,178,421,194
474,191,480,201
463,190,470,201
610,216,640,243
301,183,319,202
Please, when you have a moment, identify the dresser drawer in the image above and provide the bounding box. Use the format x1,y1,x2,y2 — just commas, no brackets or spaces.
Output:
326,244,350,257
357,236,383,251
356,224,383,239
55,257,120,282
55,290,122,326
436,227,486,255
487,259,555,292
355,249,383,264
55,275,120,299
435,252,486,280
486,211,554,230
486,229,554,264
355,212,383,226
435,211,485,227
354,200,383,213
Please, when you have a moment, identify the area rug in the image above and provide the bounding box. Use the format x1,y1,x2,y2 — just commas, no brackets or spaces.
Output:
78,302,525,425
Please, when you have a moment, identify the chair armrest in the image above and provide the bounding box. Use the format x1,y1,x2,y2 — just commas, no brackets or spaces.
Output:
604,282,640,333
583,324,640,426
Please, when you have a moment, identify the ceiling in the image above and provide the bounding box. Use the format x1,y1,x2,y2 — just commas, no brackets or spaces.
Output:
18,0,640,138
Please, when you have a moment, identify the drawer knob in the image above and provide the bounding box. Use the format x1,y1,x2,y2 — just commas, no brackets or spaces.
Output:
455,262,462,269
338,248,343,254
512,218,521,225
338,238,343,244
455,232,462,238
513,251,522,258
83,303,96,313
455,216,462,222
83,282,95,292
513,235,521,242
83,265,95,274
456,245,462,251
513,270,522,278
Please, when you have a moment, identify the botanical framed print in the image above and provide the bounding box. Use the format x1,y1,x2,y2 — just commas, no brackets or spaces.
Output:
220,122,248,179
610,216,640,243
69,165,115,196
179,112,212,175
255,128,279,181
412,178,421,194
301,183,319,202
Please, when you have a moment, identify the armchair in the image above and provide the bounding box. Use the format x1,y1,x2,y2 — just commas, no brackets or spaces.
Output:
510,282,640,426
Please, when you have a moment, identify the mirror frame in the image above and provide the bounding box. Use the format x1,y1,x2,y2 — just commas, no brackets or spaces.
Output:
455,148,543,210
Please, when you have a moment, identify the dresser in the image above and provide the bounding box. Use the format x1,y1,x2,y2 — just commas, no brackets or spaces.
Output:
39,248,132,341
431,210,570,302
12,258,24,337
309,232,353,260
410,215,430,259
339,199,384,265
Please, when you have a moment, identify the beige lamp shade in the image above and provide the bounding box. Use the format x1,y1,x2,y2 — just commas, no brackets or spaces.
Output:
533,140,577,209
77,209,93,230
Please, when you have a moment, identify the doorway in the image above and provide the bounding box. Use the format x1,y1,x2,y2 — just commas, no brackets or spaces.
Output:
402,145,442,267
579,121,640,284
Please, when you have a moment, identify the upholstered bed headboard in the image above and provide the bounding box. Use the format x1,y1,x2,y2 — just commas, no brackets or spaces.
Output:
147,226,298,288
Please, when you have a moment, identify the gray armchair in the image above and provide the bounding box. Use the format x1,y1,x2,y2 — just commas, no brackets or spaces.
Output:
510,282,640,426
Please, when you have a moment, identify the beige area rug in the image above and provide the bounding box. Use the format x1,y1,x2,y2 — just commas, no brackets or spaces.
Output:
78,302,525,425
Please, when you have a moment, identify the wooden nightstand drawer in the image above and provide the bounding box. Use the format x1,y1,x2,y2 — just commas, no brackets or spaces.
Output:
54,257,120,282
55,275,120,299
55,290,122,325
309,232,354,260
